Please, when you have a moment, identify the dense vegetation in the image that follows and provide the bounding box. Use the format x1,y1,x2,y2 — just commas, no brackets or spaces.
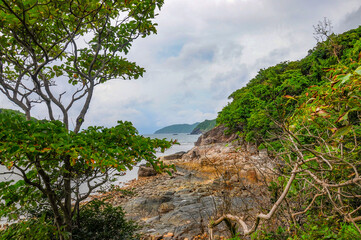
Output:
190,119,216,134
217,26,361,143
0,200,140,240
215,26,361,238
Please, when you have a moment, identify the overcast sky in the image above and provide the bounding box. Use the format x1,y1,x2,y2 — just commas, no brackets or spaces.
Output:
2,0,361,134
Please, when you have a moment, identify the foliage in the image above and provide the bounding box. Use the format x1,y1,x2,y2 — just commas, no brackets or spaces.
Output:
251,220,361,240
0,111,173,234
289,217,361,240
256,41,361,238
217,26,361,143
212,26,361,239
0,0,163,131
0,200,141,240
0,215,60,240
191,119,217,134
72,199,140,240
251,227,289,240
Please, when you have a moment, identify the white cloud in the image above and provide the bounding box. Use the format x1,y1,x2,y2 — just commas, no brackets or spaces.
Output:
2,0,361,134
88,0,361,133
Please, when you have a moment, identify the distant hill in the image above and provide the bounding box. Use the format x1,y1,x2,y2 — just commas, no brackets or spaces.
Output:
154,122,200,134
190,119,216,134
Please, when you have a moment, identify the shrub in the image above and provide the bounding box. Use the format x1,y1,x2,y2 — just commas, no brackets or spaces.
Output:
0,200,140,240
73,199,140,240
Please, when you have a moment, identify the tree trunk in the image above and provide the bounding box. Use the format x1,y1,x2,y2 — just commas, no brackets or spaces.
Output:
64,156,73,240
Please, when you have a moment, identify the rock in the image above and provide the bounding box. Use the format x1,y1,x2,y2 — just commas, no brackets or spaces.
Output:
145,216,160,223
230,174,239,182
247,143,258,155
191,149,200,158
158,202,175,213
195,125,238,146
246,168,258,183
138,165,157,177
163,232,174,238
259,148,268,158
104,121,276,239
163,151,186,160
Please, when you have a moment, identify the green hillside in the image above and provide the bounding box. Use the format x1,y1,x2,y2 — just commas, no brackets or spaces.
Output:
190,119,216,134
216,26,361,238
154,122,199,134
217,26,361,143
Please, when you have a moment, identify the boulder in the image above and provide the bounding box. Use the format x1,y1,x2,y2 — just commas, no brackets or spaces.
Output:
195,125,238,146
138,165,157,177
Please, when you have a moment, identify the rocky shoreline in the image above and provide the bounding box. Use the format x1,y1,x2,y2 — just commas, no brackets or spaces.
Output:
92,126,275,239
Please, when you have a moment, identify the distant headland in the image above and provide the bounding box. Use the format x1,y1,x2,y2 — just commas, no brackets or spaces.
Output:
154,119,216,134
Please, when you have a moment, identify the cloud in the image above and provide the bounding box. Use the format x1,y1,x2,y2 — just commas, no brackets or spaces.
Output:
87,0,361,133
337,5,361,33
2,0,361,134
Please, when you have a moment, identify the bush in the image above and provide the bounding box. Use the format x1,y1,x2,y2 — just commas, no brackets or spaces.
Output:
0,214,61,240
73,199,140,240
0,200,140,240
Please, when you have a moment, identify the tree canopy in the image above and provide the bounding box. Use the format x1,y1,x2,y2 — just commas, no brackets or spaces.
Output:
0,0,162,132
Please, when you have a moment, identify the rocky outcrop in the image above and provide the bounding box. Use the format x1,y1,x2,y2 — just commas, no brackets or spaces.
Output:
98,166,265,239
194,125,238,146
95,125,275,239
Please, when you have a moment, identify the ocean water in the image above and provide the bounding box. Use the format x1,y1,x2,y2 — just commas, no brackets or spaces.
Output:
144,133,200,156
110,133,200,185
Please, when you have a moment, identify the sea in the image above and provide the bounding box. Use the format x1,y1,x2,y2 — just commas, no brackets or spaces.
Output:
110,133,200,186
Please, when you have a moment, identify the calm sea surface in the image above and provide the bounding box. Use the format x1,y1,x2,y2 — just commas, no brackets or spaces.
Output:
111,133,200,185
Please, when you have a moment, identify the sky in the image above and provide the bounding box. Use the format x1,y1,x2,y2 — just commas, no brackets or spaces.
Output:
2,0,361,134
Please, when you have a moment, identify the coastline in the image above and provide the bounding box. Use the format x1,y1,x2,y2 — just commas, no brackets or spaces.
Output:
1,128,274,238
90,126,275,239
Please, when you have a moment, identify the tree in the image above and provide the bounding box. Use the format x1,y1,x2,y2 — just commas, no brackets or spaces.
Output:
209,64,361,239
0,0,172,239
0,0,162,132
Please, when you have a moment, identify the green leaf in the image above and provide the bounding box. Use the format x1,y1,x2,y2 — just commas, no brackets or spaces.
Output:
336,111,348,123
355,66,361,75
338,73,351,85
331,125,352,139
9,145,20,154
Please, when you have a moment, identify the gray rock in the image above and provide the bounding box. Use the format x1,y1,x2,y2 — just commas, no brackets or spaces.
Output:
145,216,160,223
138,165,157,177
163,151,186,160
158,202,175,213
